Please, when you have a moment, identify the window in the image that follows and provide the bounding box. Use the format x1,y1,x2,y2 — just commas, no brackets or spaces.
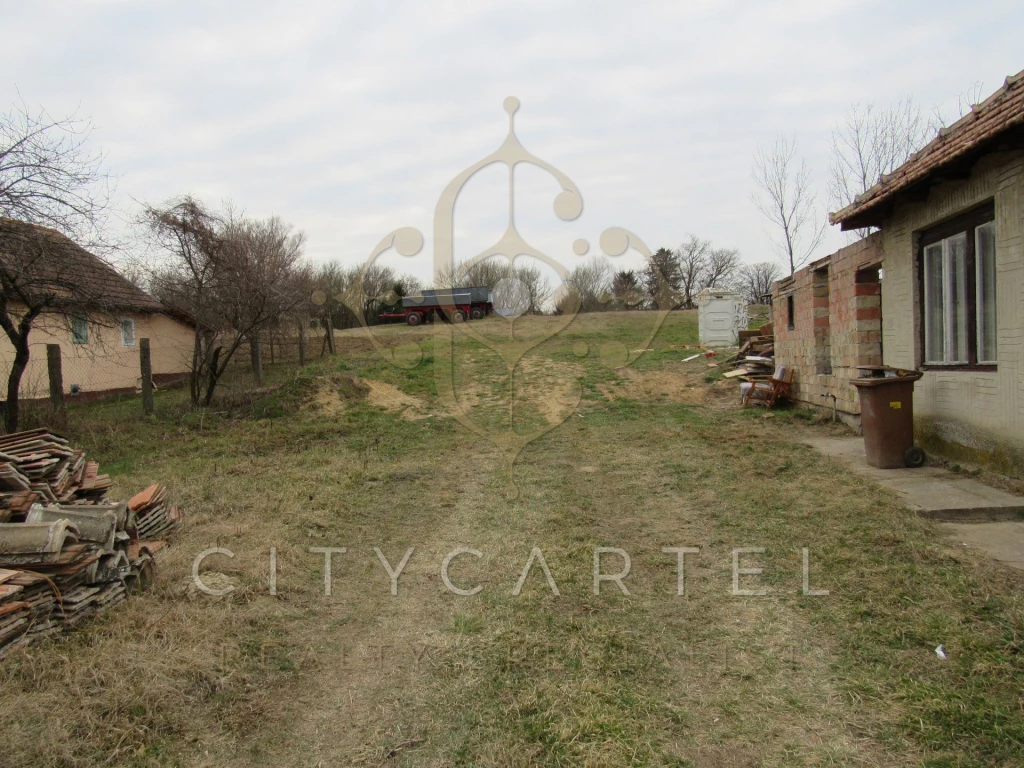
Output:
919,204,996,368
786,295,795,330
71,315,88,344
813,268,831,374
120,317,136,347
976,222,997,363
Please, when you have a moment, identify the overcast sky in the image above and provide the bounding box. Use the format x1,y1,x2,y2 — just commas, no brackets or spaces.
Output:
3,0,1022,285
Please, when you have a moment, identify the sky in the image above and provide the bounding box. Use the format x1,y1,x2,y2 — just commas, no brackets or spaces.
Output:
3,0,1023,287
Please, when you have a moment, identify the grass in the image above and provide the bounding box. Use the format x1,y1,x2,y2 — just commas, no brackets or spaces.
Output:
0,309,1021,767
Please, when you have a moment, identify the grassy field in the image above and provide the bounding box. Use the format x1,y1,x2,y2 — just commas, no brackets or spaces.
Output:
1,309,1022,768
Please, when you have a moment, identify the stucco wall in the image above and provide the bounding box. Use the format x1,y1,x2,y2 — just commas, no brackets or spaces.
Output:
879,150,1024,474
0,309,195,399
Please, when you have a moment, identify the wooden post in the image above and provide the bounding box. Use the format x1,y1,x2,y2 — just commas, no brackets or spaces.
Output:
250,333,264,385
46,344,65,418
297,318,306,366
326,312,336,355
139,338,154,415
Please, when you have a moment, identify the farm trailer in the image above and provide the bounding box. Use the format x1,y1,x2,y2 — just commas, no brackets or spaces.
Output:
385,287,494,326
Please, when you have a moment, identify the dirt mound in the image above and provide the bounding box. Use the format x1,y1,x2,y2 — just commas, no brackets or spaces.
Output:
361,378,430,420
597,365,713,406
302,373,369,416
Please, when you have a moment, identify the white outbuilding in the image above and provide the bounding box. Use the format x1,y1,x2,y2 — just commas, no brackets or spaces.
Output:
696,288,747,347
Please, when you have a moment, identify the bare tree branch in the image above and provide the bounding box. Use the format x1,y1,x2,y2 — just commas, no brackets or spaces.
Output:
751,134,826,276
737,261,782,305
829,99,933,239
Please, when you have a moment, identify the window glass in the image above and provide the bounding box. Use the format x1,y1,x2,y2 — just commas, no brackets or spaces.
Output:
946,233,968,363
72,315,88,344
120,318,136,347
923,243,944,363
976,222,997,363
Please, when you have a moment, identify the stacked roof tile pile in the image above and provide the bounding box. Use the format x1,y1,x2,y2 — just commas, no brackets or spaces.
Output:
0,430,181,660
0,428,111,521
129,484,183,540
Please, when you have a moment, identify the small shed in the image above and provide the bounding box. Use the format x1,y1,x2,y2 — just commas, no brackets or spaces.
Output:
696,288,747,347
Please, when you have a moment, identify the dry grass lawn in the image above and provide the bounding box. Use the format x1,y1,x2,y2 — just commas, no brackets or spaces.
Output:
0,310,1021,767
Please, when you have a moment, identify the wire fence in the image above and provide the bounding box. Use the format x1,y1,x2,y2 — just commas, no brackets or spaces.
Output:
0,327,344,431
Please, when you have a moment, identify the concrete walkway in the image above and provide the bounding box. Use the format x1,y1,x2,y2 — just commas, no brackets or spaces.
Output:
802,435,1024,571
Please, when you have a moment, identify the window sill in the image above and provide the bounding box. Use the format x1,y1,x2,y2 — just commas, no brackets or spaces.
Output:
921,364,997,372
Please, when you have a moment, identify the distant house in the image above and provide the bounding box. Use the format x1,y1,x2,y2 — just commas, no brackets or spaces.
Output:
0,219,196,402
773,69,1024,475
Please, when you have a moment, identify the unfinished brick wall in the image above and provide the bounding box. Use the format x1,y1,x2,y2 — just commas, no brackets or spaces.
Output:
771,233,884,424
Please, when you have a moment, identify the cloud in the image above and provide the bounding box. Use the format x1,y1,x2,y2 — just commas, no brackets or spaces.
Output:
3,0,1022,286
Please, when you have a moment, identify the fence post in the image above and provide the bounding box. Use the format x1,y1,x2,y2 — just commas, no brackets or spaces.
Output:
139,338,154,415
46,344,65,421
297,318,306,366
250,333,264,385
326,315,336,355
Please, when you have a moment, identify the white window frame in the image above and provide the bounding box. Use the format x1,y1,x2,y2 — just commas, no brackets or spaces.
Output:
923,234,968,365
919,205,997,369
71,314,89,344
975,222,997,365
120,317,136,348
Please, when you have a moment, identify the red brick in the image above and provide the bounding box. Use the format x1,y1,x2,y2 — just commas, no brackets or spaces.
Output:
856,307,882,320
854,283,881,296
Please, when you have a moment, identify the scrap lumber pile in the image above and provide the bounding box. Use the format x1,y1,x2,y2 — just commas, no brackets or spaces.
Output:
0,430,181,660
723,321,776,380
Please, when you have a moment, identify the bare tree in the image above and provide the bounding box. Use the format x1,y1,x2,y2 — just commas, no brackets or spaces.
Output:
737,261,782,305
931,81,986,129
358,263,398,324
0,220,126,431
751,134,825,276
674,237,709,309
511,262,551,314
435,258,551,314
145,198,306,406
223,215,307,386
557,257,612,314
0,101,113,244
829,100,933,237
0,103,116,430
700,247,740,291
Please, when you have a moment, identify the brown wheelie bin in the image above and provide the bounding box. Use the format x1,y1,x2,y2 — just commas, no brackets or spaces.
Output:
851,366,926,469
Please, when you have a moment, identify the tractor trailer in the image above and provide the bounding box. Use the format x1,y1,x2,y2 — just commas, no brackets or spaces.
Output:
386,287,494,326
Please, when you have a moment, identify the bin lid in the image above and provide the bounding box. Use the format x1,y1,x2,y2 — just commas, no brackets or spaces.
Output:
851,367,923,387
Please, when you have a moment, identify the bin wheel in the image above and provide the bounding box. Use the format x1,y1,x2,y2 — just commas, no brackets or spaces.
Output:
451,309,466,323
904,446,926,468
470,307,485,320
407,313,422,326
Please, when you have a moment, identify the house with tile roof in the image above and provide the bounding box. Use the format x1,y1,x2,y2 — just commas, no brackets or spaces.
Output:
773,69,1024,476
0,218,196,402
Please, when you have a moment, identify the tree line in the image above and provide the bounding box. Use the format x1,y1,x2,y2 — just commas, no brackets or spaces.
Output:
553,238,778,314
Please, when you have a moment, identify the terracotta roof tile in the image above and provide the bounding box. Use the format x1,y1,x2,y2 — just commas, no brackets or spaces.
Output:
830,69,1024,228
